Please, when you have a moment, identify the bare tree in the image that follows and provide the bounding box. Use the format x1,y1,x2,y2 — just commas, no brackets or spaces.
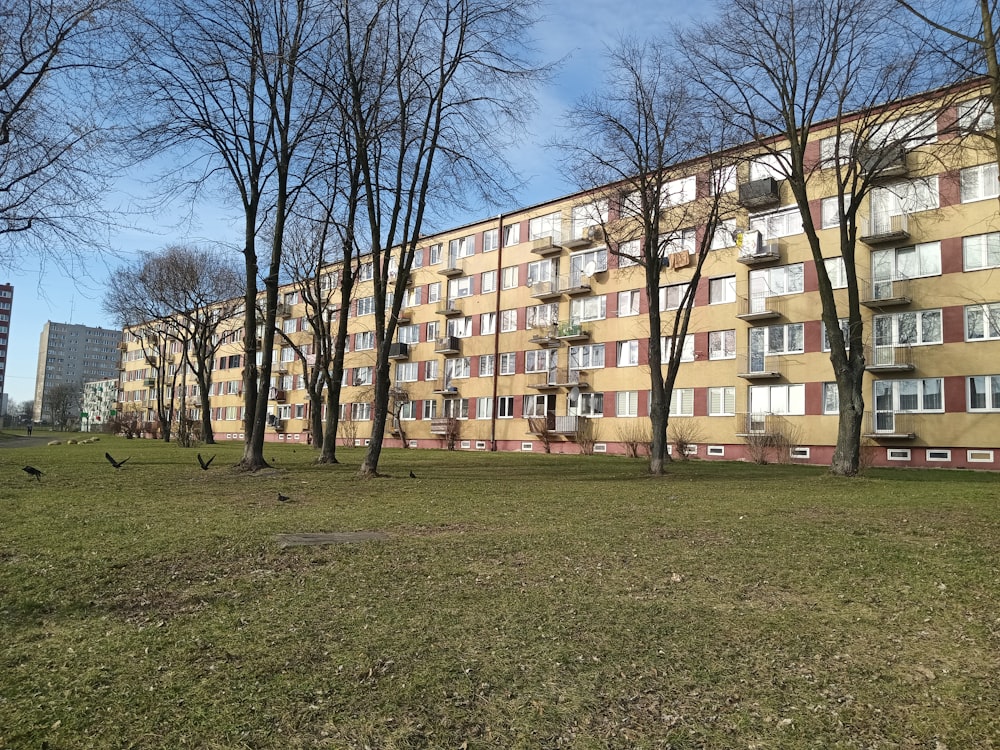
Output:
335,0,544,478
0,0,121,269
557,39,731,476
46,382,81,430
683,0,949,476
123,0,339,470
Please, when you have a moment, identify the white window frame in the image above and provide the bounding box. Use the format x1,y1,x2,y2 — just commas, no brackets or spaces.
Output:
497,396,515,418
569,295,607,323
617,340,639,367
965,303,1000,341
963,232,1000,272
967,374,1000,412
529,211,562,242
482,228,498,253
498,352,516,375
569,343,605,370
709,276,736,304
708,330,736,360
749,206,802,239
669,388,694,417
616,391,638,418
480,312,496,336
501,266,519,290
481,270,497,293
617,290,640,317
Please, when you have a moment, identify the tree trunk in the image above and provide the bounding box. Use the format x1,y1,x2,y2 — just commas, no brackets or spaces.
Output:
358,364,390,477
829,359,866,476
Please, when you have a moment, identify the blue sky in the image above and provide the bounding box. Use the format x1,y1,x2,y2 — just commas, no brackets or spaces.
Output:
1,0,711,406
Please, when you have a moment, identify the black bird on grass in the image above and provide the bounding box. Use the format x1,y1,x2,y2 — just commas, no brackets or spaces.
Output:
105,452,130,469
197,453,216,470
409,470,417,479
277,492,290,503
22,465,44,481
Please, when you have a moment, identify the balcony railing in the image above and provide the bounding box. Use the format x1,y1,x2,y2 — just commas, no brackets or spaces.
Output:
432,378,461,395
556,320,590,341
862,277,912,307
863,410,917,439
527,367,588,390
562,273,592,295
530,235,562,256
734,412,786,437
268,387,286,402
527,413,580,435
388,342,409,360
528,324,560,346
438,257,464,277
434,335,461,354
738,177,780,208
737,239,781,265
865,344,914,371
736,353,781,379
527,278,562,299
736,293,783,320
860,212,910,245
860,144,908,179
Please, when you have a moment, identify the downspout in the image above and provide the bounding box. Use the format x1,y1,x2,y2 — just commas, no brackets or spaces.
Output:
490,214,504,451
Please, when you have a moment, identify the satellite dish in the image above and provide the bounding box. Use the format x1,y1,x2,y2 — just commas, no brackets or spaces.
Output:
583,260,596,277
569,386,581,401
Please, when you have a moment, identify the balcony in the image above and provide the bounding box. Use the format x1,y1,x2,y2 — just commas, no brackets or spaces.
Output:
736,353,781,379
737,238,781,266
528,413,581,436
562,273,593,295
862,277,912,308
860,145,908,180
389,384,410,402
430,417,454,434
432,379,461,396
563,226,603,249
530,235,562,257
436,302,462,316
860,212,909,245
268,387,286,402
528,367,588,390
388,342,409,360
438,257,464,277
394,308,411,325
865,344,914,372
528,324,560,347
863,411,917,440
736,293,783,321
143,378,156,388
433,335,461,354
528,278,563,300
117,341,128,351
734,412,786,438
738,177,780,209
275,302,292,318
556,321,590,342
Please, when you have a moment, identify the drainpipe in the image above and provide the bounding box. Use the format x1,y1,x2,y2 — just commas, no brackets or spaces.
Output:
490,214,504,451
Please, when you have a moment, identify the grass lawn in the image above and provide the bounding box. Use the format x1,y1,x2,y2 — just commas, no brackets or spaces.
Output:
1,434,998,749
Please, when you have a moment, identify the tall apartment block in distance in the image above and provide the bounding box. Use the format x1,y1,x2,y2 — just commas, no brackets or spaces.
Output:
118,79,1000,470
34,322,123,423
0,283,12,416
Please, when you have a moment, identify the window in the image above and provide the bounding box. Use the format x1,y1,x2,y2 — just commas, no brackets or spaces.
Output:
659,283,690,311
616,391,638,417
749,206,802,239
661,176,696,206
711,218,736,250
448,276,474,299
481,270,497,293
749,263,804,299
526,302,558,329
422,400,437,419
501,266,519,289
570,200,609,239
424,359,438,381
709,330,736,360
669,388,694,417
446,316,473,338
874,378,943,415
617,239,640,267
522,394,549,418
661,335,695,362
824,257,848,289
426,320,439,342
958,97,994,131
527,259,557,286
396,362,418,382
569,391,603,417
570,295,606,322
569,248,608,286
503,223,520,246
708,386,735,416
525,349,555,373
964,163,1000,204
478,354,494,377
356,296,375,316
873,310,942,347
358,262,374,281
499,352,516,375
821,195,852,229
398,324,420,344
476,397,493,419
448,235,475,262
569,343,605,370
497,396,514,418
659,228,696,256
823,383,840,414
529,211,562,242
483,229,498,253
870,177,939,219
749,384,806,416
820,132,855,167
399,401,417,421
353,367,372,386
480,312,496,336
500,309,518,332
402,287,422,308
427,282,441,303
872,242,941,283
710,164,737,195
709,276,736,304
926,449,951,462
445,357,471,380
764,323,804,355
821,319,852,351
963,232,1000,271
749,150,789,181
618,290,640,317
428,243,442,265
968,375,1000,412
965,303,1000,341
351,402,371,421
617,340,639,367
355,331,374,350
869,112,937,149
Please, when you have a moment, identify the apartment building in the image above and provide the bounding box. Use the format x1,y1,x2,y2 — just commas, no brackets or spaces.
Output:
34,322,123,423
81,378,119,432
118,80,1000,470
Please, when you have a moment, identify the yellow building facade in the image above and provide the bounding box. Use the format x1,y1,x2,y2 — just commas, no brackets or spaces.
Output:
119,80,1000,469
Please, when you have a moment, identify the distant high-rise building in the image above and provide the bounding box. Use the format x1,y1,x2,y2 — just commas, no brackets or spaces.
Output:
33,322,122,423
0,283,12,416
